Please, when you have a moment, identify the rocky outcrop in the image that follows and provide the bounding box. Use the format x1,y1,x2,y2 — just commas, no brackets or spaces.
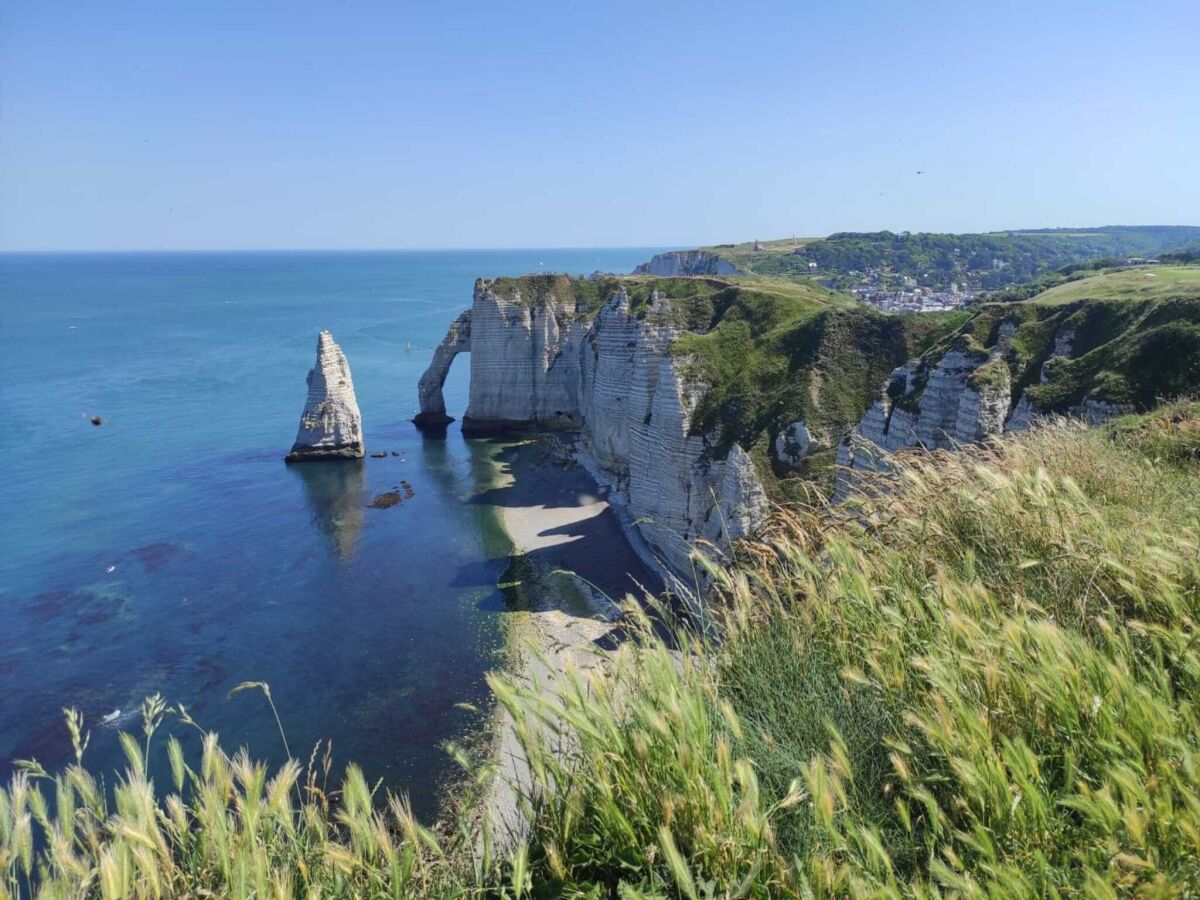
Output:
632,251,741,277
774,420,815,468
286,331,364,462
839,317,1128,480
415,281,768,582
462,284,589,432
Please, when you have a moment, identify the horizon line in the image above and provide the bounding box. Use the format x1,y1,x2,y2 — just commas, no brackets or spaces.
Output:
0,244,679,255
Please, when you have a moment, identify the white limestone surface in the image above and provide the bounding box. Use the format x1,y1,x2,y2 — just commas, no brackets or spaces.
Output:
632,250,741,277
287,331,364,461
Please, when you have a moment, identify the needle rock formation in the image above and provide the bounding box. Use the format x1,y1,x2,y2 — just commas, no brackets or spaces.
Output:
286,331,365,462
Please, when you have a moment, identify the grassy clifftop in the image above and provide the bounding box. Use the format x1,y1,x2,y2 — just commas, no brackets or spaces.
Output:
479,271,842,326
1024,263,1200,304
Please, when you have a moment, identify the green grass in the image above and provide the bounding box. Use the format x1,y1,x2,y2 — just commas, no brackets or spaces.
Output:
669,294,964,469
7,404,1200,896
1027,265,1200,304
490,406,1200,895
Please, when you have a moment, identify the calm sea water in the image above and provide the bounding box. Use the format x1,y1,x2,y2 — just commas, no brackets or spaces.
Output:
0,248,657,817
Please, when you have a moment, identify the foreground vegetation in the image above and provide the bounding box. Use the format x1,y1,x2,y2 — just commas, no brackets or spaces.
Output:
4,404,1199,896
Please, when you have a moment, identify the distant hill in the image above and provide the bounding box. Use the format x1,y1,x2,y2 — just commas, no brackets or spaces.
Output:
636,226,1200,292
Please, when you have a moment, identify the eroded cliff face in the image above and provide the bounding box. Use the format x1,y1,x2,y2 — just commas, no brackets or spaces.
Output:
416,281,768,583
632,251,741,277
837,315,1129,478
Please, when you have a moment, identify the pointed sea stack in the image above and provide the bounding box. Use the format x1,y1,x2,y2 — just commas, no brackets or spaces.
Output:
285,331,365,462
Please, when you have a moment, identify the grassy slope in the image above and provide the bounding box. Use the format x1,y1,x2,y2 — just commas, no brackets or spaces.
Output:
8,405,1199,896
1027,264,1200,304
674,299,966,486
491,405,1200,896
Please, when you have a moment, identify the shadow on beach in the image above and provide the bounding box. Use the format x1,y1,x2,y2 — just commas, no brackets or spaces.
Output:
467,437,663,604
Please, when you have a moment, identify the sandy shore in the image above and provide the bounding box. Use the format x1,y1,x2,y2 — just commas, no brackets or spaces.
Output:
471,436,654,854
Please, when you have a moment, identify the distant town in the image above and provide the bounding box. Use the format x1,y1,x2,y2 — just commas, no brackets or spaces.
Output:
838,265,981,312
841,255,1162,313
851,286,970,312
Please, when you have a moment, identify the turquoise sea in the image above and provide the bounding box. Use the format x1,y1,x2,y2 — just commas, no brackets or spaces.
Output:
0,248,658,818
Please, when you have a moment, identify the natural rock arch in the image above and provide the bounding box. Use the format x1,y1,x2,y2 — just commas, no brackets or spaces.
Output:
413,309,471,427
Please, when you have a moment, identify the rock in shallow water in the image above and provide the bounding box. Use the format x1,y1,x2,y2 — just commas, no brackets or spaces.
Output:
286,331,364,462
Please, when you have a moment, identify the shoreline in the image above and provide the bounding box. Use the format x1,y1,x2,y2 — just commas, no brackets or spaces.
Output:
468,434,654,854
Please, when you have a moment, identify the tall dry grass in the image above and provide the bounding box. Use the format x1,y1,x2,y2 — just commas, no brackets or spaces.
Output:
486,409,1200,895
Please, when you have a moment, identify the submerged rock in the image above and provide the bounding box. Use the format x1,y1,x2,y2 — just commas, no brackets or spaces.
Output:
286,331,364,462
368,491,403,509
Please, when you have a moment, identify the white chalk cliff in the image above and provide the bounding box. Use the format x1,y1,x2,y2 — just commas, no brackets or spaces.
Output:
287,331,365,462
632,251,741,277
417,281,768,581
838,319,1129,479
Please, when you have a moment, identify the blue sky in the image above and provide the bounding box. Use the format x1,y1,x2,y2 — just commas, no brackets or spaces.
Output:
2,0,1197,250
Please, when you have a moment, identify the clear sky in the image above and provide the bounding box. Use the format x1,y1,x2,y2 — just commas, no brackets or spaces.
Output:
2,0,1197,250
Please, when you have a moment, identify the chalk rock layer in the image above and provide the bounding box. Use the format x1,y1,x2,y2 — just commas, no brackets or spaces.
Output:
837,316,1129,485
774,420,815,468
286,331,364,462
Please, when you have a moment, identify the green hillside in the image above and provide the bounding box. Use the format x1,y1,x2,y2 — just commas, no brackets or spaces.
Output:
693,226,1200,291
673,302,964,461
882,265,1200,419
1026,264,1200,304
